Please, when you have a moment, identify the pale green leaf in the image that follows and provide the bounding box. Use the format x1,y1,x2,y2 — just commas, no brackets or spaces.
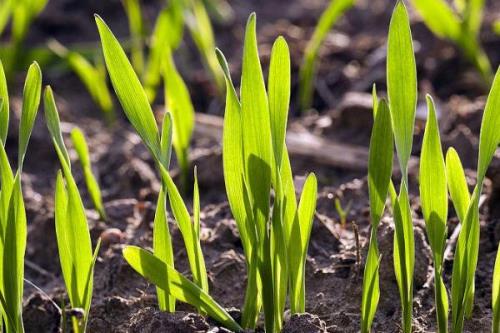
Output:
163,47,194,184
463,0,485,35
193,166,200,242
2,176,26,332
159,165,208,293
361,236,381,333
392,183,414,333
0,141,14,233
419,95,447,256
18,61,42,170
185,0,224,92
95,15,161,159
46,88,93,315
122,0,144,74
240,12,272,241
71,127,106,220
268,36,290,169
445,147,470,223
281,148,297,245
54,171,72,303
451,188,480,332
44,86,70,166
70,127,90,166
387,1,417,176
368,99,393,227
298,0,354,110
493,243,500,333
81,238,101,332
419,95,449,333
144,8,172,102
0,61,8,144
216,48,252,254
410,0,461,40
477,67,500,183
288,173,317,313
153,186,175,312
49,39,114,118
160,112,173,173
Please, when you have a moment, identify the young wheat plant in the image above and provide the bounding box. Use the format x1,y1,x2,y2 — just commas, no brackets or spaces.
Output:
0,61,41,333
44,86,101,333
95,14,241,331
217,13,318,333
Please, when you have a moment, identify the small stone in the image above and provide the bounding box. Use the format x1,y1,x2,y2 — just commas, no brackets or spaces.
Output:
100,228,124,246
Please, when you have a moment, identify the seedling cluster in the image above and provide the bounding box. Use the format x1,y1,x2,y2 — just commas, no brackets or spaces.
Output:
0,1,498,333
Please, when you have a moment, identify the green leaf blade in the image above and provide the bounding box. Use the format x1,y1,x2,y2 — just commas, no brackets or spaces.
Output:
44,86,70,166
159,165,208,293
298,0,354,110
153,186,175,312
95,15,161,159
477,67,500,183
18,61,42,170
123,246,242,332
361,237,381,333
410,0,461,40
2,177,26,332
163,48,194,186
70,128,107,220
0,61,9,144
240,12,272,240
288,173,317,313
387,1,417,176
493,243,500,333
445,147,470,223
268,36,290,169
419,95,448,256
216,49,250,251
368,99,393,226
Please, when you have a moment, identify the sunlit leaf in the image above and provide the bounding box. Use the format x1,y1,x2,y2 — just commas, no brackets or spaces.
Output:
95,15,161,160
123,246,242,332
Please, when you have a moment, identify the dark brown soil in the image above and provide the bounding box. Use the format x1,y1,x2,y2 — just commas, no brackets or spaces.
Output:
3,0,499,332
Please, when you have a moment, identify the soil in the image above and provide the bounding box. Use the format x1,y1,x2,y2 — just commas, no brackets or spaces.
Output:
2,0,500,332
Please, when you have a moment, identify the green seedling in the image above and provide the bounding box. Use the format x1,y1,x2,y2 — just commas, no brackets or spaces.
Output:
163,45,195,193
360,92,393,332
386,2,417,332
11,0,49,46
48,39,115,122
120,0,222,101
185,0,224,93
0,0,48,74
494,20,500,36
419,95,448,333
448,67,500,333
44,86,101,333
493,242,500,333
410,0,493,83
0,61,41,333
143,6,183,102
217,13,318,332
70,127,107,220
298,0,354,111
334,197,352,227
95,15,240,331
121,0,144,75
